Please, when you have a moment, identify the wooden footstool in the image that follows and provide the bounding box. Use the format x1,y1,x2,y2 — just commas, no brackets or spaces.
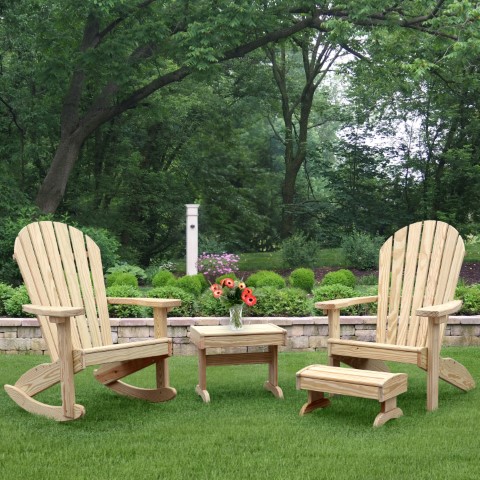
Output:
296,365,408,427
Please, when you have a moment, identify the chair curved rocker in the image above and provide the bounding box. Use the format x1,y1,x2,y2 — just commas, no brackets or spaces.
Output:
4,221,181,421
316,220,475,411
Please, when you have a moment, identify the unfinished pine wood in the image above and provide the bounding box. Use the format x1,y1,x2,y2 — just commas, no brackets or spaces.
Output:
5,221,181,422
296,364,407,426
317,221,476,412
190,324,286,403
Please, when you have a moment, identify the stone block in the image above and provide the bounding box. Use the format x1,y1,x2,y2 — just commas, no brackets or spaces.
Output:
117,326,150,339
291,325,304,337
168,326,188,338
308,336,328,349
172,337,190,344
290,336,309,350
303,325,318,337
18,327,42,339
340,325,355,336
247,345,268,353
30,338,47,351
353,330,376,342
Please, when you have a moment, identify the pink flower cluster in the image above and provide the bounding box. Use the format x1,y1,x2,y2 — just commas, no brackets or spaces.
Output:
196,252,240,282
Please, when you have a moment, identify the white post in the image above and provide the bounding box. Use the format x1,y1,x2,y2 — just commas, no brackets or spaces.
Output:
186,204,200,275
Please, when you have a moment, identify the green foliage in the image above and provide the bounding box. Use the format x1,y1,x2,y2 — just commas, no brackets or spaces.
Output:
0,283,15,316
321,269,356,288
250,287,312,317
0,207,52,286
194,273,209,292
246,270,286,289
81,226,120,271
196,290,230,316
289,268,315,292
152,270,176,288
455,284,480,315
106,272,138,288
312,283,377,315
281,233,319,268
105,285,147,318
107,263,147,282
356,273,379,286
147,287,195,317
175,275,203,297
341,231,383,270
4,285,33,317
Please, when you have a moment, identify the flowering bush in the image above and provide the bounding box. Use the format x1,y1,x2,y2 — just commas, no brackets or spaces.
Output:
210,277,257,308
196,252,240,282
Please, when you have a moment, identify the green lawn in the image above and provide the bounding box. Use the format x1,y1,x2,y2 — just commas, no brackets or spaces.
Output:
1,348,479,479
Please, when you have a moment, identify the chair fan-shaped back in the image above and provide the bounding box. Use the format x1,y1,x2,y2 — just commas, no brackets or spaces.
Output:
14,222,113,361
376,220,464,348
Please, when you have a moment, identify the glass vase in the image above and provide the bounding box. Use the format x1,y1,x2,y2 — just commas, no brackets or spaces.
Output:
229,304,244,331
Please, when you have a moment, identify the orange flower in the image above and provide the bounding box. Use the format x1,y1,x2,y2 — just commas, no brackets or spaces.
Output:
212,289,223,299
243,295,257,307
210,284,221,292
220,277,235,288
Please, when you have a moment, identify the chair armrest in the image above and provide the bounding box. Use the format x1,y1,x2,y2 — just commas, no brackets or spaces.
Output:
22,304,85,318
315,295,378,311
107,297,182,308
416,300,462,321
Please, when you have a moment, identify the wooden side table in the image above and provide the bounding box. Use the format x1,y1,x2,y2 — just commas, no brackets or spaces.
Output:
189,324,287,403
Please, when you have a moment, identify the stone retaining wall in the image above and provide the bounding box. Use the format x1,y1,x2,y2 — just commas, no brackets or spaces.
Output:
1,316,479,355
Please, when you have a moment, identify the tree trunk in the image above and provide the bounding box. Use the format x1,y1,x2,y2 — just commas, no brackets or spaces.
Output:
35,135,84,213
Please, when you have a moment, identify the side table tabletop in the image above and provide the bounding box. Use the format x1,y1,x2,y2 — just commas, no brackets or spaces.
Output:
189,323,287,403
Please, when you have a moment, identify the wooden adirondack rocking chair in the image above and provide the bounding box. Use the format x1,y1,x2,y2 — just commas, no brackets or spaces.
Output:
316,220,475,411
4,222,181,421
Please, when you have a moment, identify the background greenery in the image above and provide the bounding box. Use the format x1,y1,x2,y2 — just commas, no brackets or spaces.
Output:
2,1,480,280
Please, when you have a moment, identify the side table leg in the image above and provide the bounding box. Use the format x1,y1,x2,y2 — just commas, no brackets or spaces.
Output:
195,348,210,403
264,345,283,399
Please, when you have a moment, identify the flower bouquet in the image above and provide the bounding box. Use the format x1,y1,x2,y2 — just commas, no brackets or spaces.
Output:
210,278,257,330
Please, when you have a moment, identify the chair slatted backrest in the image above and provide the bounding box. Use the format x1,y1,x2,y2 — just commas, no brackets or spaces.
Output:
14,222,113,361
376,220,464,348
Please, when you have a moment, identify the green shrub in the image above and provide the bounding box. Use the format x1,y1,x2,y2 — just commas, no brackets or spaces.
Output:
106,285,147,318
147,286,195,317
341,231,383,270
176,275,203,296
0,207,52,285
249,287,312,317
106,272,138,288
321,269,356,288
246,270,286,289
313,284,377,315
152,270,176,288
281,233,319,268
196,290,230,316
4,285,34,317
0,283,15,315
194,273,209,292
107,263,147,282
289,268,315,292
356,274,379,286
80,226,120,270
455,283,480,315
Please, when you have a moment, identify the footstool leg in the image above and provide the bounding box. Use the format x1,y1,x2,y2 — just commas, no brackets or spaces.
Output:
195,348,210,403
373,397,403,427
299,390,331,416
264,345,284,399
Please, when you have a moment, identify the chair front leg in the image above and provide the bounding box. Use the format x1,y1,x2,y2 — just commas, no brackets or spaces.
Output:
426,316,443,411
51,316,76,419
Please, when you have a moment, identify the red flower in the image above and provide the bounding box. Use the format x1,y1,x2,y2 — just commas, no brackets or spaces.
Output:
243,295,257,307
242,288,252,295
220,277,235,288
210,284,221,292
212,289,223,299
